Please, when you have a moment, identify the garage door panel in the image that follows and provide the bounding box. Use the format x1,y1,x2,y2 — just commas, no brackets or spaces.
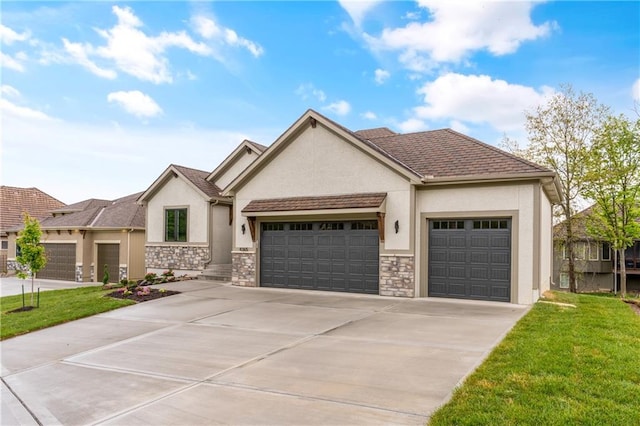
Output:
39,243,76,281
261,221,379,294
429,218,511,302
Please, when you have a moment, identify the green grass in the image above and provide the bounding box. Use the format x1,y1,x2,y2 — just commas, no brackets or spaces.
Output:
429,292,640,425
1,286,135,340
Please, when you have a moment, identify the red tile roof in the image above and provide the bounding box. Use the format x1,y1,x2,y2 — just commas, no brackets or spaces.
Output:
0,186,65,234
242,193,387,213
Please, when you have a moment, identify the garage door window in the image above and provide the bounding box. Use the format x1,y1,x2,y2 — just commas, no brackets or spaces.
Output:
433,220,465,230
473,220,508,229
319,222,344,231
165,208,187,242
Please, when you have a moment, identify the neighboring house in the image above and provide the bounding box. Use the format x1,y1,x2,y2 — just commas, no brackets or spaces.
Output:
222,109,562,304
6,192,145,282
552,207,640,292
138,140,266,277
0,186,65,273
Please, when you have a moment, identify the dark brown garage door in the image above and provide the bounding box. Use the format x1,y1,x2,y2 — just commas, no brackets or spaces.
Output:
39,243,76,281
428,219,511,302
97,244,120,283
260,221,379,294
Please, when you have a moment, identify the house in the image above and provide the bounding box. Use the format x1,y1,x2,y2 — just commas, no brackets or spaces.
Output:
221,110,562,304
6,192,145,282
0,186,65,273
552,207,640,292
137,140,266,278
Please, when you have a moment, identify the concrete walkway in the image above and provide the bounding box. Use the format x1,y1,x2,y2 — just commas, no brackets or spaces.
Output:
1,280,529,425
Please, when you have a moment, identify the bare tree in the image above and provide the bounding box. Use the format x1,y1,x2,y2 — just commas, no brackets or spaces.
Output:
523,85,609,292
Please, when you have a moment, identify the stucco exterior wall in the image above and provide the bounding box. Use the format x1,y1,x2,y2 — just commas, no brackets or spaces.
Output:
146,176,208,244
211,204,232,264
233,124,412,251
416,182,541,305
538,186,553,296
214,149,261,190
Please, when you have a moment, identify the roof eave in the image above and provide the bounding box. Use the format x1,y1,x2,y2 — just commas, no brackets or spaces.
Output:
206,140,264,184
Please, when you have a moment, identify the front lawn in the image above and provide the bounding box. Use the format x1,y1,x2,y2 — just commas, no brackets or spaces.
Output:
0,286,135,340
430,292,640,425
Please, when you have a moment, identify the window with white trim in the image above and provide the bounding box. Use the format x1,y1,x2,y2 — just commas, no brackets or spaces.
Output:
588,242,599,261
165,208,187,242
601,243,611,261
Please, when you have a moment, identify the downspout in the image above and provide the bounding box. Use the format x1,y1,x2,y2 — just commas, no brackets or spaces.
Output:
203,200,219,268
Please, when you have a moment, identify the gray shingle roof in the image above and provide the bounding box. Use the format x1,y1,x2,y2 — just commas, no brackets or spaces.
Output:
50,198,110,214
31,192,145,230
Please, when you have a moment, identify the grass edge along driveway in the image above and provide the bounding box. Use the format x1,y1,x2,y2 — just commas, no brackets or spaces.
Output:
1,286,134,340
429,292,640,425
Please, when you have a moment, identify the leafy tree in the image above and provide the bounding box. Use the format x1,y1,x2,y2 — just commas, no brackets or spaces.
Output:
584,114,640,297
16,213,47,306
523,84,609,292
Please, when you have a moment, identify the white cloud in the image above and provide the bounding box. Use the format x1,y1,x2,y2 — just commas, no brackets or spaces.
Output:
365,1,555,70
1,85,21,98
0,52,26,72
107,90,163,118
0,24,30,45
0,98,54,121
62,38,117,79
60,6,223,84
361,111,377,120
449,119,469,134
411,72,553,132
374,68,390,85
323,100,351,116
339,0,382,27
2,111,252,204
398,117,428,133
295,83,327,102
191,15,263,58
632,78,640,102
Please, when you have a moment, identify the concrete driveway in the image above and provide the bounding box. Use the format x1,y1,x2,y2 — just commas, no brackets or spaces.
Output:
1,276,98,297
1,280,528,425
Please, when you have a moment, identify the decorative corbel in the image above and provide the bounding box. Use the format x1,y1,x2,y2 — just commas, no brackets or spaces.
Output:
247,216,257,242
80,230,87,239
228,205,233,225
309,117,317,128
377,212,386,242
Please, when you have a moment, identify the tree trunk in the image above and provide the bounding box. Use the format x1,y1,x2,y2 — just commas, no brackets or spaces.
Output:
619,248,627,298
565,214,577,293
30,273,35,306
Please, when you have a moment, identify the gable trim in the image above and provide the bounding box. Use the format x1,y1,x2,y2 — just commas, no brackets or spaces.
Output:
206,139,266,185
138,165,219,204
221,110,421,196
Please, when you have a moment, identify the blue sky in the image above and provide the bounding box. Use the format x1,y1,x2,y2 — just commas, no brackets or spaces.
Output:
2,1,638,204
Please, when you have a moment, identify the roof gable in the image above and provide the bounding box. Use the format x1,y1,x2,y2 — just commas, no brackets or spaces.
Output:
222,109,421,195
138,164,224,204
206,139,266,188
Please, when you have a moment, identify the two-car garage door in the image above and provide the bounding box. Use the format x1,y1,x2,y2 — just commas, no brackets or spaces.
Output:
428,219,511,302
260,221,379,294
38,243,76,281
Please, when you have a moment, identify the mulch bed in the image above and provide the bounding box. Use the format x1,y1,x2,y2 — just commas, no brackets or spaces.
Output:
106,288,181,303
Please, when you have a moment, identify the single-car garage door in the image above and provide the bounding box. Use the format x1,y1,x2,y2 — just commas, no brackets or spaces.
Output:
260,221,379,294
39,243,76,281
429,219,511,302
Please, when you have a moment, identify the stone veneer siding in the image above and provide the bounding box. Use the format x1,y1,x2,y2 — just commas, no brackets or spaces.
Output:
119,266,128,282
379,255,415,297
75,265,83,282
232,251,257,287
146,245,209,271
